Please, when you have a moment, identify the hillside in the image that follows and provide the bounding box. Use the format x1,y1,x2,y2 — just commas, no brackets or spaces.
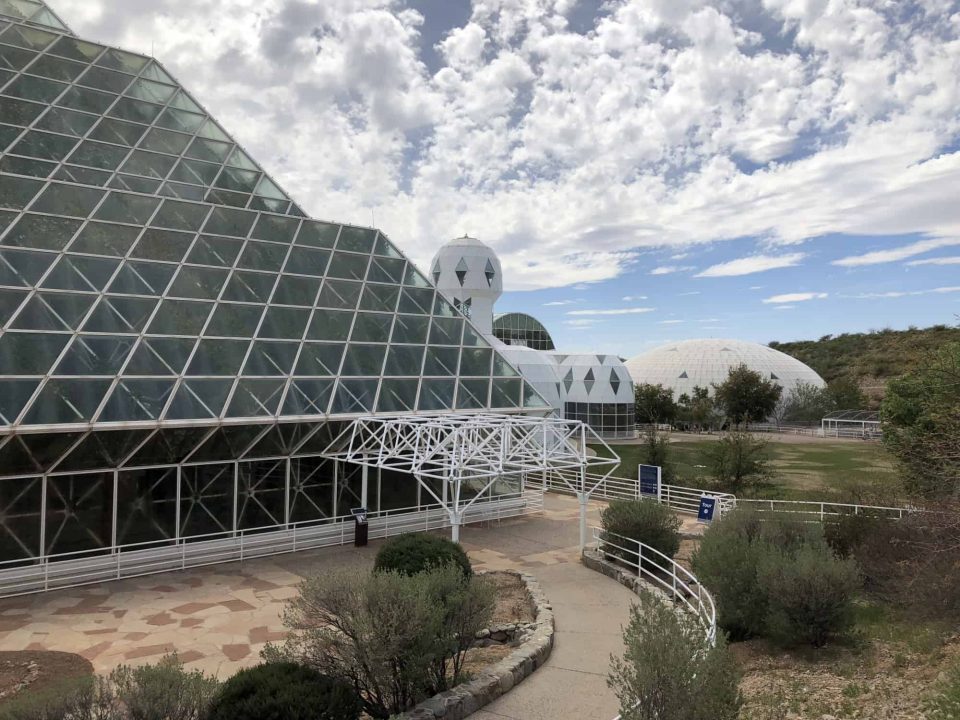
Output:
769,324,960,405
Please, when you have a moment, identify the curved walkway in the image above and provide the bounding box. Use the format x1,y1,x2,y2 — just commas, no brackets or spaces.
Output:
461,495,637,720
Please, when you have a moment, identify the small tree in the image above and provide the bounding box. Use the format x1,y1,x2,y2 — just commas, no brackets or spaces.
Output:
609,591,742,720
712,364,782,427
637,427,677,484
634,383,677,425
826,378,865,410
703,431,772,493
678,386,718,432
782,381,834,424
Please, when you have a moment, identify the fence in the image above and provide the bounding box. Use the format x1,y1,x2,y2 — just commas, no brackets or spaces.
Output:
750,423,882,441
0,490,542,599
736,497,912,520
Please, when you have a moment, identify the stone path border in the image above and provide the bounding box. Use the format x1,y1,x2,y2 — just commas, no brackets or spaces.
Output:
399,572,555,720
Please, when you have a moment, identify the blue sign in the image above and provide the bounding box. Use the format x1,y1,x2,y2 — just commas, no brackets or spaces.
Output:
697,496,717,523
639,465,660,496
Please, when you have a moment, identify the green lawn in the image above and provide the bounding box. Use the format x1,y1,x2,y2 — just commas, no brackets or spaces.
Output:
592,434,901,501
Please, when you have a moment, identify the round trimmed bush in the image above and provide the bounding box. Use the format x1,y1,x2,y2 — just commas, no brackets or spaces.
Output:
374,533,472,578
600,498,681,569
207,662,361,720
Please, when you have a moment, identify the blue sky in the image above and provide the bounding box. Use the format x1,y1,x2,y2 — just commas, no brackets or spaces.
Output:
55,0,960,358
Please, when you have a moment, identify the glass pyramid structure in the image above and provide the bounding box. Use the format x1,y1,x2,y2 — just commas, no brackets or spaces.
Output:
0,0,549,564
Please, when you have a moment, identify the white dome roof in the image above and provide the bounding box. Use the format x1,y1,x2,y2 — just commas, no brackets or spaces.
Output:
625,338,825,399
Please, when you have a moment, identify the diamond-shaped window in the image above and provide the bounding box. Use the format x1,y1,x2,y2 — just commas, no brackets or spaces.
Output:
609,368,620,395
484,258,496,287
455,257,468,286
679,371,688,379
583,368,595,394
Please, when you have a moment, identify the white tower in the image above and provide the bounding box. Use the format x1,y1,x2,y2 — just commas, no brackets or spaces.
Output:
429,235,503,335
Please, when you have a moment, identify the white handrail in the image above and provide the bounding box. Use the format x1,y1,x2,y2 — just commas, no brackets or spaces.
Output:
736,498,912,520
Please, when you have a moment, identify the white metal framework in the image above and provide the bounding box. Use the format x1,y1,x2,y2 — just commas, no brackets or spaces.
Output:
324,412,620,545
821,410,882,439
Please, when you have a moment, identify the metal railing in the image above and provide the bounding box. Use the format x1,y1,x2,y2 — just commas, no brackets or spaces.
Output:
736,497,911,520
0,491,542,599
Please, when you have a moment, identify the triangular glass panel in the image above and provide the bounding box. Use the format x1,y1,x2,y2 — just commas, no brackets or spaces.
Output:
563,369,574,393
55,429,154,472
124,337,195,375
523,382,550,408
454,257,468,286
165,379,232,420
0,379,39,423
484,258,496,287
226,379,285,418
330,378,377,414
771,373,779,380
584,368,595,394
609,368,621,395
679,371,688,378
283,379,334,416
21,378,111,424
98,379,176,422
377,379,417,412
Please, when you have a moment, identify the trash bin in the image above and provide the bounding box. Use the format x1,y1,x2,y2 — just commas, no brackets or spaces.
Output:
351,507,368,547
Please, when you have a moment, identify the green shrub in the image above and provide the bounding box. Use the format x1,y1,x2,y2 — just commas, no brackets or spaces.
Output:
703,432,773,493
600,499,680,569
609,590,742,720
207,662,361,720
0,676,98,720
758,543,860,647
108,654,218,720
925,661,960,720
374,533,472,578
824,512,889,559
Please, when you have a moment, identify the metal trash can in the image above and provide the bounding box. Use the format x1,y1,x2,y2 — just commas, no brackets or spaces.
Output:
351,507,368,547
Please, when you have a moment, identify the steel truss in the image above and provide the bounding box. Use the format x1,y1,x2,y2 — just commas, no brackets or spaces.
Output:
323,412,620,545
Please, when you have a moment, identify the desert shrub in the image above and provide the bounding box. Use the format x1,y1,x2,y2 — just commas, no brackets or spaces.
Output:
637,428,678,484
266,564,494,718
824,512,890,559
108,654,218,720
0,676,99,720
374,533,472,579
703,432,773,493
600,498,680,569
609,590,741,720
925,661,960,720
692,508,859,645
207,662,361,720
758,543,860,647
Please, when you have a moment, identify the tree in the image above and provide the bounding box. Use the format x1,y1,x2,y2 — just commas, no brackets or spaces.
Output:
826,378,866,409
712,364,782,427
703,431,773,493
637,427,677,483
782,381,834,424
678,386,718,432
882,342,960,498
633,383,677,425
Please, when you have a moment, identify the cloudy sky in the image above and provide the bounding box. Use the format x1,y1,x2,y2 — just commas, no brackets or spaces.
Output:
52,0,960,357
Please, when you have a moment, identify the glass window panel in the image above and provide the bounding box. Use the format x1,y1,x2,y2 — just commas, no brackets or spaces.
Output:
373,233,402,258
383,344,423,376
294,342,343,376
186,234,242,267
8,128,77,160
96,48,147,74
82,295,156,333
169,157,219,186
251,197,291,215
0,174,42,210
429,316,463,345
0,247,52,286
41,254,117,291
56,84,114,114
130,227,192,261
195,118,228,142
77,65,133,94
306,309,353,341
185,136,231,163
433,294,457,318
47,35,103,63
325,251,368,281
423,346,459,376
251,213,298,243
28,8,69,32
187,338,248,376
235,458,287,529
113,466,177,545
282,378,333,416
0,286,27,324
214,165,258,192
491,378,522,408
154,106,203,133
55,334,134,375
107,260,175,295
491,355,518,377
2,213,81,250
330,378,377,414
0,472,41,557
22,378,111,424
89,117,146,146
390,314,429,344
272,274,320,307
295,220,338,248
221,270,275,303
29,182,103,218
0,330,68,373
204,187,249,208
315,279,361,310
108,95,162,124
285,246,330,277
126,78,175,104
160,181,205,201
238,240,286,271
226,379,285,418
0,41,35,71
457,378,490,410
139,127,191,156
340,343,385,376
203,206,255,238
398,287,434,315
204,302,262,338
140,62,175,86
165,379,232,419
258,306,308,339
0,123,20,152
168,266,228,300
124,336,194,375
418,379,455,411
24,53,85,82
523,382,550,409
3,24,55,50
176,461,234,537
243,340,297,376
10,291,93,330
108,173,160,194
124,426,209,466
119,149,176,180
31,107,91,138
367,256,405,284
67,138,129,170
459,347,492,376
337,225,376,253
44,471,113,555
251,174,284,200
0,152,57,178
4,74,66,102
226,147,257,170
147,299,212,335
462,325,488,348
57,164,112,186
376,378,417,412
350,312,392,343
0,96,45,125
359,284,398,312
